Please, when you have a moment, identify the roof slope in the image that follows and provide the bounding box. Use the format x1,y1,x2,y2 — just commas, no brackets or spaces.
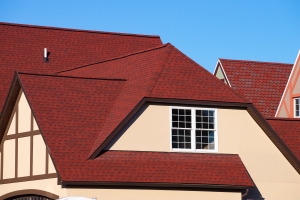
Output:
219,59,293,117
0,22,162,111
267,118,300,161
17,73,126,173
15,71,253,187
59,44,249,158
61,151,254,188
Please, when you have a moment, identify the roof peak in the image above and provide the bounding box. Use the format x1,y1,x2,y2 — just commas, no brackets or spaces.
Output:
219,58,292,65
0,21,160,38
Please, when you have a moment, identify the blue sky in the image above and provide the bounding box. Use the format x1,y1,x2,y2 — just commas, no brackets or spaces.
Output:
1,0,299,72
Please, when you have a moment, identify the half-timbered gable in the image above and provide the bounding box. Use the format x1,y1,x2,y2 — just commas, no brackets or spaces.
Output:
0,89,56,184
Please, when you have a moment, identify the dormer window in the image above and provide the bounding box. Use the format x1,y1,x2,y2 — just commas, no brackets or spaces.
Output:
295,98,300,117
171,107,218,152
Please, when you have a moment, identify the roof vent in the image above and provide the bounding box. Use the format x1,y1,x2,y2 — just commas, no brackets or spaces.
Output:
44,48,49,62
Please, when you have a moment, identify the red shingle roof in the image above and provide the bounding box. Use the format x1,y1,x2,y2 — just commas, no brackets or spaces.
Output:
219,59,293,117
18,73,126,170
59,44,249,158
0,22,162,111
267,118,300,161
61,150,254,187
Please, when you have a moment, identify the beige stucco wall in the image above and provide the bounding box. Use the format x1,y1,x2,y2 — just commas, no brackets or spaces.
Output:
48,154,56,174
0,178,241,200
33,134,46,175
3,139,15,179
106,105,170,151
106,105,300,200
215,66,225,80
18,92,31,133
278,105,288,117
293,76,300,94
18,137,30,177
7,113,16,135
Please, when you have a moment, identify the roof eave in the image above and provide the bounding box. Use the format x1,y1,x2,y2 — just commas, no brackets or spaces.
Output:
61,181,254,190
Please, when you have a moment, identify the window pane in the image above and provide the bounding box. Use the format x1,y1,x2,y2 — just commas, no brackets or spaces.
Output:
196,110,202,116
172,115,178,121
172,143,178,148
202,110,208,116
172,109,178,115
186,109,191,115
186,122,191,128
172,122,178,128
179,109,184,115
172,129,191,149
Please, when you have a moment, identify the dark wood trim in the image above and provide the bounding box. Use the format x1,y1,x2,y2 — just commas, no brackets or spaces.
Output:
31,112,33,131
5,130,40,140
1,144,3,180
89,98,251,159
45,148,49,174
15,98,18,134
62,181,253,190
0,173,57,184
0,189,59,199
30,135,33,176
15,137,18,178
0,89,22,148
0,110,16,147
0,75,20,146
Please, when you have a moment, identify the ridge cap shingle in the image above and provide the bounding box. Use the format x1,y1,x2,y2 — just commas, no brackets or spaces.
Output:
0,21,160,38
219,58,293,65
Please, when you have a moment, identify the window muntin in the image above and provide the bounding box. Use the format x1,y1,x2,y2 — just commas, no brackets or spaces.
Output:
295,98,300,117
171,107,217,152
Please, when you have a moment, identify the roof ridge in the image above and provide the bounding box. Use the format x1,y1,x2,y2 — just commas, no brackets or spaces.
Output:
0,22,160,38
56,43,170,74
172,47,250,103
17,72,126,81
149,45,174,96
219,58,293,65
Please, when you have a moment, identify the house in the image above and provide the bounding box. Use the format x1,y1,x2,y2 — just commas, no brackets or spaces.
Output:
0,22,299,200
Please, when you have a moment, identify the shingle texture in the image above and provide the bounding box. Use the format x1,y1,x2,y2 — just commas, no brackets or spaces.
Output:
0,22,162,111
18,73,125,172
61,151,254,187
60,44,249,158
219,59,293,117
267,118,300,161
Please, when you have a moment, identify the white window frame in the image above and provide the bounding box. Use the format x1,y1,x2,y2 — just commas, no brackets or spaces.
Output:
294,97,300,118
169,106,218,153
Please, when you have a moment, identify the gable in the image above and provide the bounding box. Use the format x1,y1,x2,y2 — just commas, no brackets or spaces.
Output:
104,102,300,199
0,90,56,184
276,51,300,117
213,61,230,85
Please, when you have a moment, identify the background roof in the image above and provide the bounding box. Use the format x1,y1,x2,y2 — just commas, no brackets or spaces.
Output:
219,59,293,117
1,0,299,72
